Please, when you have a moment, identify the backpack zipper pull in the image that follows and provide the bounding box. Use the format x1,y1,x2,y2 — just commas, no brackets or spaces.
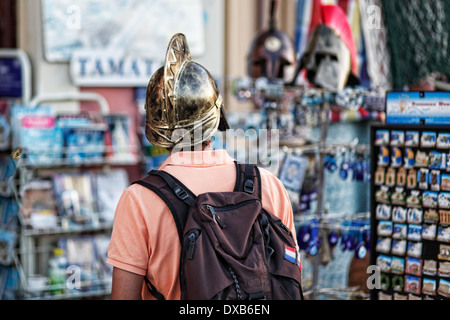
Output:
206,205,226,228
187,232,197,260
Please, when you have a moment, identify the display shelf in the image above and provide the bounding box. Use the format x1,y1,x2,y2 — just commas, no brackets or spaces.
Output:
16,146,140,169
20,273,111,300
303,286,370,300
25,287,111,301
15,234,112,300
21,221,113,238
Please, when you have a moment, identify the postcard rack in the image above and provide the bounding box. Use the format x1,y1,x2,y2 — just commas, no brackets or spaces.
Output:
370,124,450,300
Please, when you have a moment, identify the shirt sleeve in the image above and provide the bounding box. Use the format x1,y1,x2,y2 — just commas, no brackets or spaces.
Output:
106,188,150,276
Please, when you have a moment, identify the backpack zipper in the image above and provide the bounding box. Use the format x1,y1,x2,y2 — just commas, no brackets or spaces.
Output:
204,200,258,228
205,205,226,228
186,230,199,260
206,200,256,212
229,266,242,300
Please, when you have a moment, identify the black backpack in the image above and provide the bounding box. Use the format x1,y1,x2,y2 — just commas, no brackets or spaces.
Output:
132,162,303,300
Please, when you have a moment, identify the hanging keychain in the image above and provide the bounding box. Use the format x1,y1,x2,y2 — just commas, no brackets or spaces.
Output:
324,154,337,173
346,222,357,250
352,153,364,182
306,218,321,256
328,227,339,249
362,151,370,182
363,225,370,253
354,221,368,259
340,221,350,251
339,149,350,180
297,224,310,251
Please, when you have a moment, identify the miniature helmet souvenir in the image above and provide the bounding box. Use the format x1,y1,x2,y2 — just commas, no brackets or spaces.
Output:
145,33,229,149
247,0,296,81
247,29,296,82
291,4,359,90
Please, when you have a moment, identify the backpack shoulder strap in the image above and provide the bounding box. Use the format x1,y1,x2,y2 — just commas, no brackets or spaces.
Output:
234,162,262,200
132,170,196,244
131,170,197,301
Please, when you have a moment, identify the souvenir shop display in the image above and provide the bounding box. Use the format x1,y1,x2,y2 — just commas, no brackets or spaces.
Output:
10,106,138,167
239,9,383,300
18,234,112,299
18,169,128,231
370,124,450,300
233,78,385,144
6,92,137,299
296,214,370,259
15,169,128,299
233,73,382,299
0,50,32,300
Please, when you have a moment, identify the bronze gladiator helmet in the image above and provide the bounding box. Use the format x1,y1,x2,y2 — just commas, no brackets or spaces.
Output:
145,33,229,149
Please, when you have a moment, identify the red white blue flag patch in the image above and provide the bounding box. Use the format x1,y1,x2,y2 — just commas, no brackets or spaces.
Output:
284,245,297,264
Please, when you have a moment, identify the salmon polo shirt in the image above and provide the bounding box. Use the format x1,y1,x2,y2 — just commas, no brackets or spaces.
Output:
107,149,297,300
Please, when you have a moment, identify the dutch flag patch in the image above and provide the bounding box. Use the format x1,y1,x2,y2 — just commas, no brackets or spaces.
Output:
284,244,297,264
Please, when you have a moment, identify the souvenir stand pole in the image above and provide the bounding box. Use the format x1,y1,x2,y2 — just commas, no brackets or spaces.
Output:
311,98,330,300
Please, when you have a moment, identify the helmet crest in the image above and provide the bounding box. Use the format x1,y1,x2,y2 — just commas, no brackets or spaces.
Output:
164,34,192,108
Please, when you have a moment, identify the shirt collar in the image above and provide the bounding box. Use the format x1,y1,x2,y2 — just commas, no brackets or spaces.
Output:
160,149,235,169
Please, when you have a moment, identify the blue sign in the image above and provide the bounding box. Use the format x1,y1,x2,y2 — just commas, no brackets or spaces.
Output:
386,91,450,125
0,57,22,98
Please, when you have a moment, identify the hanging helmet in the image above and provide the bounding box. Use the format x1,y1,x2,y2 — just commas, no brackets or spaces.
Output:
247,29,296,81
247,0,296,82
291,4,359,90
145,33,229,149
